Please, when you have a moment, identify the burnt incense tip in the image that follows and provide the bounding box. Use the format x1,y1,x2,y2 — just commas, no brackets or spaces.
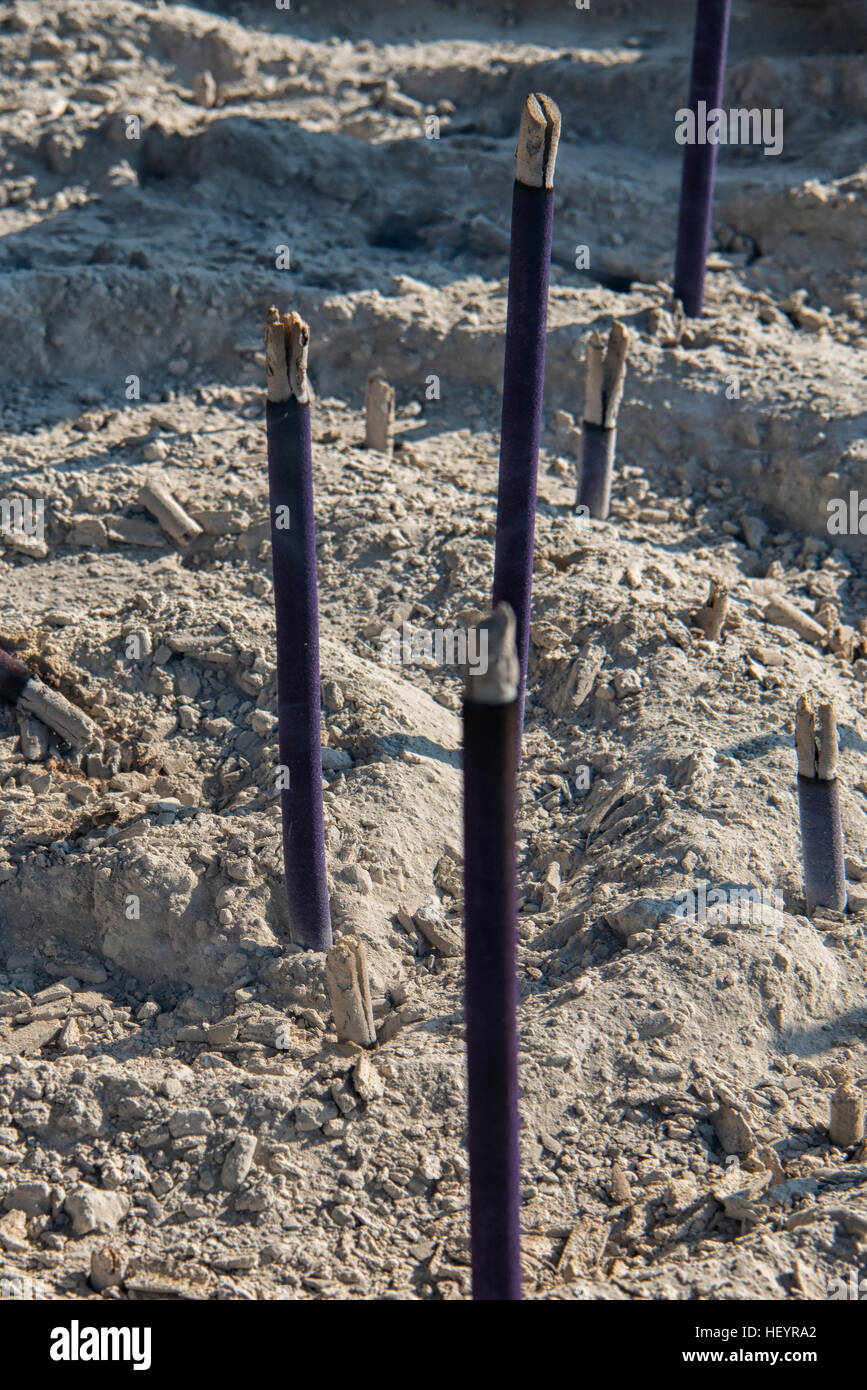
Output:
264,306,311,405
602,320,630,428
796,691,838,780
583,329,606,426
463,602,519,706
515,92,561,189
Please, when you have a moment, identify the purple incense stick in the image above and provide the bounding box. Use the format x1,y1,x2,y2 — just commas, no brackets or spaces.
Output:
492,94,560,757
264,307,332,953
796,693,847,915
462,604,522,1301
576,322,629,520
673,0,732,318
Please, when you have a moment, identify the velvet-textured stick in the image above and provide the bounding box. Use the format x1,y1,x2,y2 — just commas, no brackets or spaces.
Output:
673,0,732,318
264,306,332,953
796,692,847,915
576,321,629,519
462,603,522,1302
492,93,560,758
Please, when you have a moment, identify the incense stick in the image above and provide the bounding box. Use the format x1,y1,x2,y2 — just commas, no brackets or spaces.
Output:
576,321,629,519
673,0,732,318
462,603,522,1301
492,93,561,760
796,692,847,915
264,307,332,953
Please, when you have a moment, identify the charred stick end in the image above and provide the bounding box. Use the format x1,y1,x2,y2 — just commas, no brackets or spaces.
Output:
693,577,729,641
582,329,606,427
601,319,629,429
264,306,311,405
515,92,561,189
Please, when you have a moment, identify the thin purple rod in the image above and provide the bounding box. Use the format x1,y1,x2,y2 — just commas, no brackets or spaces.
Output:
577,423,616,521
673,0,732,318
492,179,554,753
797,775,847,914
266,396,332,953
463,695,521,1301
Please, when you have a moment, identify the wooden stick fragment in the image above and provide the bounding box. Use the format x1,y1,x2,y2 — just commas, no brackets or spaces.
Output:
0,647,95,747
326,935,375,1048
829,1076,865,1149
364,372,395,457
673,0,733,317
492,93,560,760
693,577,729,640
765,598,826,647
463,603,522,1301
139,478,203,545
796,693,847,914
264,306,332,953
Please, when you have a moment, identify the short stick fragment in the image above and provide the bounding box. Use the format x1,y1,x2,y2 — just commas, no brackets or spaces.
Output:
796,693,847,914
463,603,521,1300
576,322,629,520
326,935,375,1047
830,1076,865,1149
693,577,729,640
364,372,395,457
765,598,826,647
139,478,203,545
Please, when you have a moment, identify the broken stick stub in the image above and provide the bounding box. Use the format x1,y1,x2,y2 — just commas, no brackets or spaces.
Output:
364,371,395,456
463,603,519,707
264,306,311,405
576,321,629,519
796,692,847,914
693,577,729,641
515,92,561,189
326,934,376,1048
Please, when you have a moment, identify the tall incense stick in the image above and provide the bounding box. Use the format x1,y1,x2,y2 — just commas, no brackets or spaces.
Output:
463,603,522,1301
673,0,732,318
264,307,332,953
492,93,560,759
